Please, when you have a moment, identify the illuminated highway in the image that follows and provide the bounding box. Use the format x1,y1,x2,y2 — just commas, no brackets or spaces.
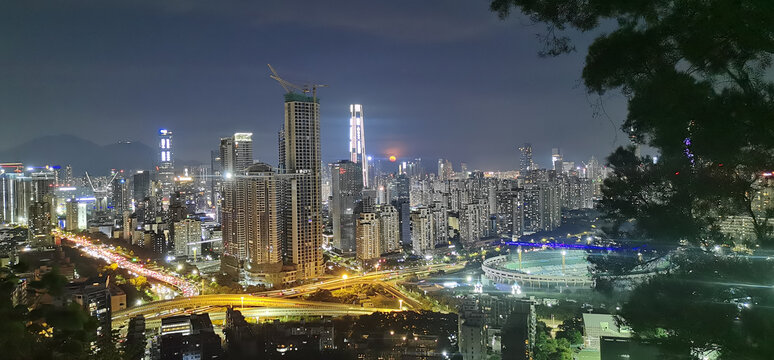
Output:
112,294,396,329
112,262,464,328
54,230,199,297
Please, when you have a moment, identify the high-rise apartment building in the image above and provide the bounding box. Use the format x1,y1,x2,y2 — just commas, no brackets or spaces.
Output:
222,164,282,270
349,104,369,188
157,129,175,200
438,159,453,181
523,181,561,233
496,188,524,239
355,212,380,261
278,92,324,280
459,298,487,360
331,160,363,254
65,200,87,231
518,143,534,173
377,204,401,254
411,207,433,255
219,133,254,175
173,218,201,257
28,197,55,244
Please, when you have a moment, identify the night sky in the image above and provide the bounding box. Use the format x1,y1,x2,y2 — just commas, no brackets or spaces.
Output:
1,0,629,171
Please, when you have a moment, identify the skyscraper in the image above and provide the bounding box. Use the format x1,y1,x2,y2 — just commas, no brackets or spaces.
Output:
158,129,174,200
219,133,254,175
393,174,411,245
331,160,363,254
438,159,453,180
111,176,129,215
279,92,324,280
518,143,533,173
551,147,563,171
133,171,151,204
349,104,369,188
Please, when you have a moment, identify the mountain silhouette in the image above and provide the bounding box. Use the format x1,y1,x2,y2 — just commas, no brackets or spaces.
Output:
0,135,157,175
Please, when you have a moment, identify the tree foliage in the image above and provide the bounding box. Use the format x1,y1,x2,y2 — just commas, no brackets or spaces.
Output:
490,0,774,358
0,265,109,360
555,316,583,345
491,0,774,247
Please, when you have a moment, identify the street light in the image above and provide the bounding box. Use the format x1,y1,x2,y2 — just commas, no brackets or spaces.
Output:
398,299,403,311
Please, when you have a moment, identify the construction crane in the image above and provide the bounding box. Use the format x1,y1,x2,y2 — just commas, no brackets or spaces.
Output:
85,171,119,212
268,64,327,101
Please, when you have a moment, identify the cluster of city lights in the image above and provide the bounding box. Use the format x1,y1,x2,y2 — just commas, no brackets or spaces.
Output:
55,230,198,297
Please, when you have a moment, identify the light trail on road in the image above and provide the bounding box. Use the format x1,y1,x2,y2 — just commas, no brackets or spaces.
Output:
55,230,199,297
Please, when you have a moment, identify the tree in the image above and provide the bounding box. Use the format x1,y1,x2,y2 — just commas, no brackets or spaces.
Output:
0,265,102,359
556,316,583,345
490,0,774,358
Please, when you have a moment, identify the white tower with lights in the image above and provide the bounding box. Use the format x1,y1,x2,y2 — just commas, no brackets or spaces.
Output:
349,104,369,188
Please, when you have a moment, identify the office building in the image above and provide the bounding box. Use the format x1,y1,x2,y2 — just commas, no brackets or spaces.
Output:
157,129,175,201
1,171,54,225
112,176,129,215
331,160,363,254
133,170,151,204
349,104,369,187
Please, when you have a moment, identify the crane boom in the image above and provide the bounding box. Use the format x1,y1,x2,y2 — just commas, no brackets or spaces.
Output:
84,171,97,192
267,64,327,101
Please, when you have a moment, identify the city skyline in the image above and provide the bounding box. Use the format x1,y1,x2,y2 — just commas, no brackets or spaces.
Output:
0,0,628,171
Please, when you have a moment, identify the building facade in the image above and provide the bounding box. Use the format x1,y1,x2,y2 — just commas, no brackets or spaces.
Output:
349,104,369,188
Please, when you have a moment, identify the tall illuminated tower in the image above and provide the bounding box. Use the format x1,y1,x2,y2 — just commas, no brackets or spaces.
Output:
219,132,254,174
518,143,533,173
349,104,369,188
280,92,323,280
158,129,174,199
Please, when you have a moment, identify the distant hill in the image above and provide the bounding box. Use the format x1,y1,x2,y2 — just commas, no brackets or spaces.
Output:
0,135,157,175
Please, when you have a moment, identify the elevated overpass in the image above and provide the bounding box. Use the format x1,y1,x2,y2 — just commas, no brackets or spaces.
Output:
112,262,465,328
112,294,395,328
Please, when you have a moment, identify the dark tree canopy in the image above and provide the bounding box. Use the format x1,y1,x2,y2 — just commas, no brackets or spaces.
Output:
491,1,774,358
